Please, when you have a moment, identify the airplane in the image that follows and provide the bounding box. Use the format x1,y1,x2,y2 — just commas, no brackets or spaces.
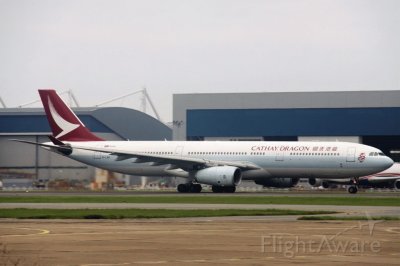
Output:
11,89,394,193
309,163,400,193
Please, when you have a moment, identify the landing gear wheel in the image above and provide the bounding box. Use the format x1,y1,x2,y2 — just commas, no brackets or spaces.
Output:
177,183,202,193
223,186,236,193
212,185,224,193
190,184,202,193
177,183,189,193
212,186,236,193
348,186,358,194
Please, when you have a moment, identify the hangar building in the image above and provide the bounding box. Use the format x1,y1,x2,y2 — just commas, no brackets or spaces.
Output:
0,107,171,183
173,90,400,161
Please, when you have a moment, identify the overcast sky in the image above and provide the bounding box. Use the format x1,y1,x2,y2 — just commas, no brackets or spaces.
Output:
1,0,399,121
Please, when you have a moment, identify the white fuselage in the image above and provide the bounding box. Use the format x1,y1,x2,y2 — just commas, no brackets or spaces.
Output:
47,141,393,180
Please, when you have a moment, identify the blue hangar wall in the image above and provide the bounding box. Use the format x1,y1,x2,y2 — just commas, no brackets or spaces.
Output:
0,107,172,141
0,114,112,135
187,107,400,138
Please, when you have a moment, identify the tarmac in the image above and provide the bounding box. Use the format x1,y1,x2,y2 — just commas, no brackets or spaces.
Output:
0,191,399,265
0,218,399,265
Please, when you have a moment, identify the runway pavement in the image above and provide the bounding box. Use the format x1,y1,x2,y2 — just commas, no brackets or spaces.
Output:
1,191,399,265
0,219,399,265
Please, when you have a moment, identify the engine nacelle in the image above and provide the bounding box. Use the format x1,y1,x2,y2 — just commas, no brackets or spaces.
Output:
309,178,331,188
394,179,400,190
255,177,299,188
195,166,242,187
309,178,322,187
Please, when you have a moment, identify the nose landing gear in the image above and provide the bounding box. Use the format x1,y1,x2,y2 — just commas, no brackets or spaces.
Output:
347,185,358,194
348,177,359,194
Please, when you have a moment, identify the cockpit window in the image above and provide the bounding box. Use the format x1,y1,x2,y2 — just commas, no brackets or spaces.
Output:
369,152,385,156
369,152,386,156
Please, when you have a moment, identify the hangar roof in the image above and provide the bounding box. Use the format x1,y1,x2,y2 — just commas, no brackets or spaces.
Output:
174,90,400,110
0,107,171,141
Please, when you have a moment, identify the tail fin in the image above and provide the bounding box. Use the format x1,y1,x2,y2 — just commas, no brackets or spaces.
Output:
38,89,104,141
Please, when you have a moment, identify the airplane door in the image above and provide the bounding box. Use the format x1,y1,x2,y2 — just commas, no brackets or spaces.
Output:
275,151,284,161
346,147,356,162
175,146,184,156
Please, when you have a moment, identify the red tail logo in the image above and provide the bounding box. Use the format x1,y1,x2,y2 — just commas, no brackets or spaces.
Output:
38,90,104,141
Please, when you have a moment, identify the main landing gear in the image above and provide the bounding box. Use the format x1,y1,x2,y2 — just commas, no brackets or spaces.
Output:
176,183,237,193
347,177,359,194
211,185,236,193
177,183,202,193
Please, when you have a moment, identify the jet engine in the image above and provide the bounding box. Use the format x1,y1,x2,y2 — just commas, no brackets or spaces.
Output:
254,177,299,188
308,178,330,188
195,166,242,187
308,178,321,187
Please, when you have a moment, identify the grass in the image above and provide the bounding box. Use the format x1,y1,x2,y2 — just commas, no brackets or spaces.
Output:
0,195,399,206
298,215,400,221
0,208,335,219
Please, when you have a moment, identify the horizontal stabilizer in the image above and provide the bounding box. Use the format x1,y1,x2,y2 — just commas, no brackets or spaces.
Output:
10,139,57,148
9,139,72,155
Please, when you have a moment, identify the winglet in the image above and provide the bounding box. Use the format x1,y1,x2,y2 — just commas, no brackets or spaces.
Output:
38,90,104,141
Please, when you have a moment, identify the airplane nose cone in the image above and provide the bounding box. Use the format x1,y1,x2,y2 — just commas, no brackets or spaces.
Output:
374,156,394,172
384,156,394,169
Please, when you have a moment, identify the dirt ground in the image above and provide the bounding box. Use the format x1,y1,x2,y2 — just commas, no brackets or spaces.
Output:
0,218,399,265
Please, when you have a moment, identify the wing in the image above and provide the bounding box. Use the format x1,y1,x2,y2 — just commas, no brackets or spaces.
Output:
71,144,261,171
